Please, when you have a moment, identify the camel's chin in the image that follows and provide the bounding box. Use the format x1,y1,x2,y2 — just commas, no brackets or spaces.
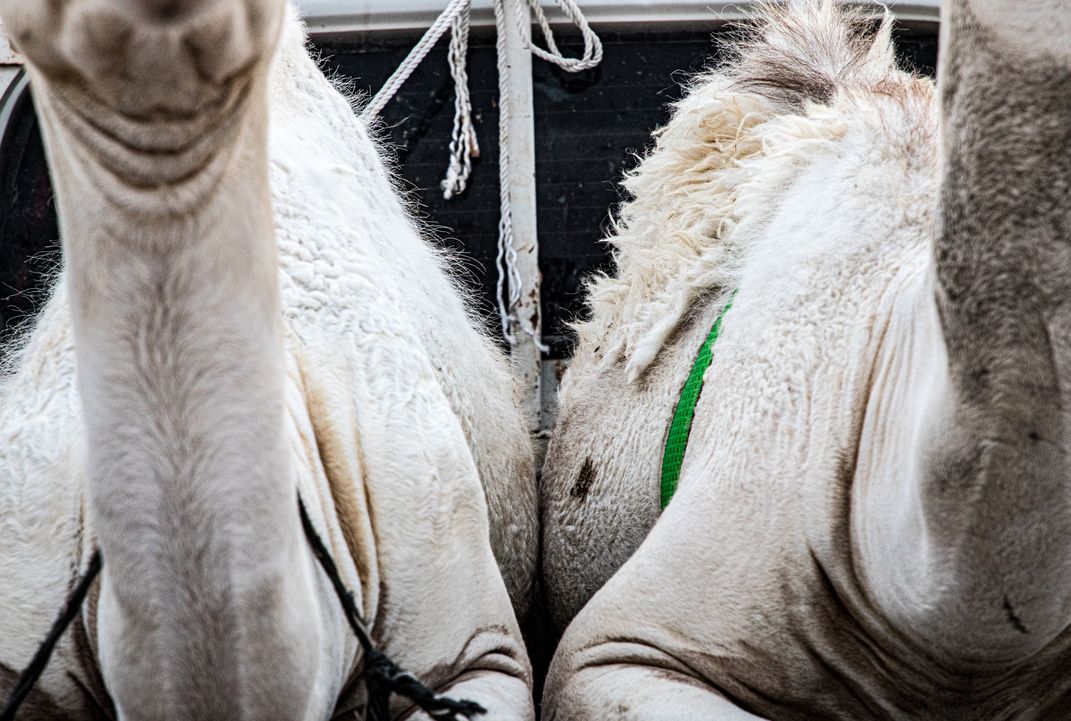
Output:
31,69,265,218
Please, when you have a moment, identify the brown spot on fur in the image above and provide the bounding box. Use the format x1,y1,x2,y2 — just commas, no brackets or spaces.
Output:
292,346,379,611
570,458,597,500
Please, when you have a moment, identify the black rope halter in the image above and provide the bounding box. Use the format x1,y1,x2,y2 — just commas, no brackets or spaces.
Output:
0,495,485,721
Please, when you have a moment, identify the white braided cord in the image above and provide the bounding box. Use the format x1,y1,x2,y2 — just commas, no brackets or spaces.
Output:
522,0,603,72
441,10,479,200
360,0,470,119
364,0,603,348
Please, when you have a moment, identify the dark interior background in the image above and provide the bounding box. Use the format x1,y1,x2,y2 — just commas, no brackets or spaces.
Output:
0,23,938,356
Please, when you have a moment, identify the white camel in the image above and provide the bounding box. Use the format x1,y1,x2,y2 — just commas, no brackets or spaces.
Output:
0,0,537,718
543,0,1071,716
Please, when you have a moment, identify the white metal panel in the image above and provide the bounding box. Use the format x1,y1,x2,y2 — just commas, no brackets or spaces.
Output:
296,0,941,35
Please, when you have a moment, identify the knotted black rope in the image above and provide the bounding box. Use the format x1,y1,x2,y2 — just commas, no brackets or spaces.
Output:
2,499,485,721
0,550,102,721
297,496,485,721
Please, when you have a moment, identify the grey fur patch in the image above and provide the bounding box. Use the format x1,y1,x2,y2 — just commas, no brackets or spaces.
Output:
728,0,892,110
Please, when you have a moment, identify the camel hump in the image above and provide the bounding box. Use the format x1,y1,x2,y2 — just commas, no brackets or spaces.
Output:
569,1,915,380
729,0,899,111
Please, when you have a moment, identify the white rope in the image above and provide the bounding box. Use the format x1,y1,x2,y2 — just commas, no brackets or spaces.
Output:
441,10,479,200
364,0,603,348
521,0,603,73
360,0,470,119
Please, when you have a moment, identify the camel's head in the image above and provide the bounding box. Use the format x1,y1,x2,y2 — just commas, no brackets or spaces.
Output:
0,0,286,199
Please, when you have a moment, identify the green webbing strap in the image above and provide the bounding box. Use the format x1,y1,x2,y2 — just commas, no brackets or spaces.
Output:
660,292,735,509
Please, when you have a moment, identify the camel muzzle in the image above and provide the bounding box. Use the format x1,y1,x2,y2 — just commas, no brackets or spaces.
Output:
2,0,282,115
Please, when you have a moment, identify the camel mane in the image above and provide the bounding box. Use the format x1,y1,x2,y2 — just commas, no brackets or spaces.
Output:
569,0,924,384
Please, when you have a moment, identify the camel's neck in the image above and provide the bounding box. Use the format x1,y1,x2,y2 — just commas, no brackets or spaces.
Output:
866,0,1071,665
41,71,329,718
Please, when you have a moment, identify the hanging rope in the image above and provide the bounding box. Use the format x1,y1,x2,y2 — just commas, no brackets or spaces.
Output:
361,0,472,119
492,0,522,346
491,0,602,346
296,498,485,721
442,10,480,199
363,0,602,348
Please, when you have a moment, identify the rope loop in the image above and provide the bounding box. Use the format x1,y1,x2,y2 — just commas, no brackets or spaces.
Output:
522,0,604,73
365,650,486,721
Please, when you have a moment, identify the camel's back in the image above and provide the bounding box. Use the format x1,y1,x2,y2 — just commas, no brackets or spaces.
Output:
548,5,1071,716
546,71,938,615
264,10,536,615
542,4,938,632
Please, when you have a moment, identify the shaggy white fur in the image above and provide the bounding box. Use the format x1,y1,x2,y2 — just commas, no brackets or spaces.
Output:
269,13,538,621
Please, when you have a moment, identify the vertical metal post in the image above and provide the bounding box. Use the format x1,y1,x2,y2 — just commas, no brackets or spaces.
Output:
500,0,544,440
